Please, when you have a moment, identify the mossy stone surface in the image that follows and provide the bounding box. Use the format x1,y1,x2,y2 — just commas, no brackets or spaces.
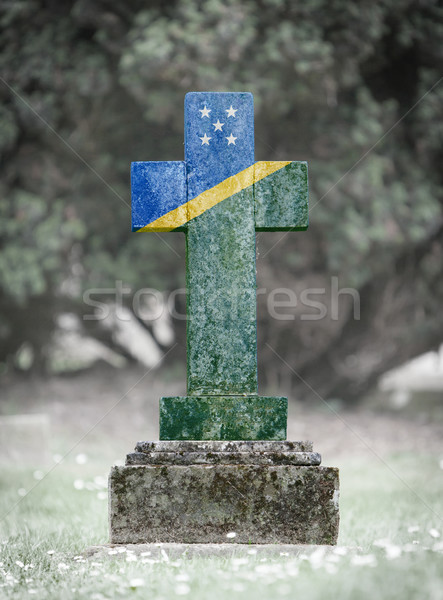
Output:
159,396,287,440
135,440,314,453
127,440,320,466
255,161,308,231
109,463,339,544
126,450,321,466
186,187,257,396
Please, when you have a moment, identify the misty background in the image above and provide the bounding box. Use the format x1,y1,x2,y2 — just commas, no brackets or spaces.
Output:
1,0,443,412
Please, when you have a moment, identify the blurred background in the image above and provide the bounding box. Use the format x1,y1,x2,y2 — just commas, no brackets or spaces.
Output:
1,0,443,446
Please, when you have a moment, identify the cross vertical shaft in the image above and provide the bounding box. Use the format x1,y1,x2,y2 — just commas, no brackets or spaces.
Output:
185,92,257,396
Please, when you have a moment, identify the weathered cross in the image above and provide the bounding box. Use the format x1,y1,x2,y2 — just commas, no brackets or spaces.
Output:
132,92,308,441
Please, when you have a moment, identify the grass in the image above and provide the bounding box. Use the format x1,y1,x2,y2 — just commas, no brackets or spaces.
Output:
0,451,442,599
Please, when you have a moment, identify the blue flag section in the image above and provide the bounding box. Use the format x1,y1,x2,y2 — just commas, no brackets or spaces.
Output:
184,91,254,199
131,161,186,232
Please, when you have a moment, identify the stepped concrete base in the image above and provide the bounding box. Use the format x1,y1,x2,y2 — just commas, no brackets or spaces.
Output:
109,441,339,545
127,439,320,466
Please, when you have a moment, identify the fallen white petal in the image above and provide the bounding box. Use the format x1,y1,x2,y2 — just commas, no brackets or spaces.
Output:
175,583,191,595
385,545,402,560
351,554,377,567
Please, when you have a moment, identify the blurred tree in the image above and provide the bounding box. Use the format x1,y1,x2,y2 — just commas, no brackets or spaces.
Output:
0,0,442,401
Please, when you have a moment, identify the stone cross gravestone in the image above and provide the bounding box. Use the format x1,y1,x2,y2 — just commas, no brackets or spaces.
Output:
109,92,339,544
133,91,309,439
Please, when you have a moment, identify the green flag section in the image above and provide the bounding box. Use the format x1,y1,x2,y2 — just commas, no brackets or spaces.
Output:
254,161,308,231
186,186,257,396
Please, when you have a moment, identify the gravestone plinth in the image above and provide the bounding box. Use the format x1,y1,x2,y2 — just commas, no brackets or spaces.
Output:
109,91,339,545
110,442,339,545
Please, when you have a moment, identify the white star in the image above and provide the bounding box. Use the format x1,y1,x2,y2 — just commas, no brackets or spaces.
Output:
226,133,237,145
199,105,211,118
225,105,238,118
200,133,211,145
213,119,224,131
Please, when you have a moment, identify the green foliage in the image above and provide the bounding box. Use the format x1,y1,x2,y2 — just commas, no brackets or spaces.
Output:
0,192,85,303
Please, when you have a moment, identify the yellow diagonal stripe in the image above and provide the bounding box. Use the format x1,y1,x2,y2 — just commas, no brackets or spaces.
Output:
137,161,291,232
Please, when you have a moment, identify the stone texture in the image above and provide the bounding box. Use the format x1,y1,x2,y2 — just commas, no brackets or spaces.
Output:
130,439,319,466
255,161,309,231
135,440,314,453
160,396,287,440
126,451,321,466
186,187,257,396
109,463,339,545
131,161,187,232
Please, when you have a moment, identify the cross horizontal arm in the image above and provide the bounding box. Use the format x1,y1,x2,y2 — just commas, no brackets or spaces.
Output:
132,160,307,233
254,161,308,231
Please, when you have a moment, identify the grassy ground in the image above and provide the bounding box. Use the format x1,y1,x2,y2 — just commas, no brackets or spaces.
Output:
0,368,442,599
